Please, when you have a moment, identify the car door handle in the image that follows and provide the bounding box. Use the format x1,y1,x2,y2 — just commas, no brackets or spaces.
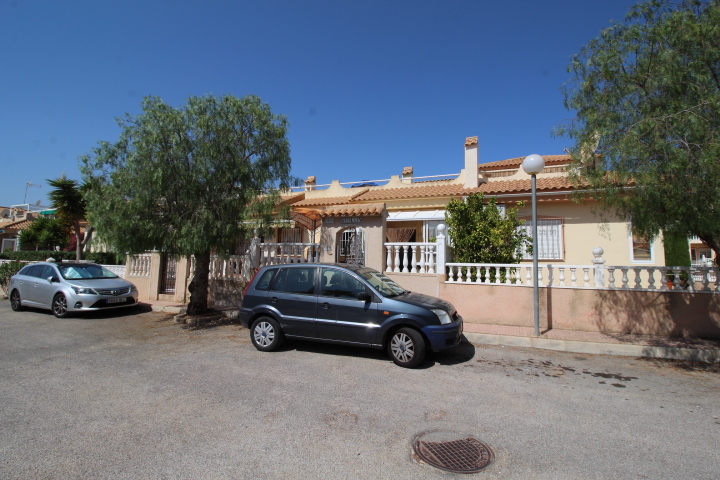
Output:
271,297,278,303
322,302,330,310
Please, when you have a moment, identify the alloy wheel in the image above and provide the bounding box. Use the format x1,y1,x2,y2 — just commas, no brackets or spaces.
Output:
253,321,275,347
390,332,415,363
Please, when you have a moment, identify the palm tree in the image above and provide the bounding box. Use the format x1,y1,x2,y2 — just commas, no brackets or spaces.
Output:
47,175,94,260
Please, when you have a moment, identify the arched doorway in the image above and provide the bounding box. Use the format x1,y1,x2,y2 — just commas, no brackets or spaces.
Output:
337,227,365,266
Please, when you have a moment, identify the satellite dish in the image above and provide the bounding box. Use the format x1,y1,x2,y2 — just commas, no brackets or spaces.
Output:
35,200,42,206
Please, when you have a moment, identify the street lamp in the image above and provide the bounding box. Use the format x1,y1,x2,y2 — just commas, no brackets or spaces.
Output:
522,154,545,336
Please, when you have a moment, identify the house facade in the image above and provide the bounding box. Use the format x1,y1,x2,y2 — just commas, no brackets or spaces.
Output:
276,136,669,270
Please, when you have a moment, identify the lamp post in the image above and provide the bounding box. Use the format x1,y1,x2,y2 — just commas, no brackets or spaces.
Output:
522,154,545,336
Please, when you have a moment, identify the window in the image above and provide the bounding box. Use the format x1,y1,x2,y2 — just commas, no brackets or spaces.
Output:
520,219,564,260
255,269,277,291
270,267,316,295
320,268,367,299
630,234,653,263
279,227,302,244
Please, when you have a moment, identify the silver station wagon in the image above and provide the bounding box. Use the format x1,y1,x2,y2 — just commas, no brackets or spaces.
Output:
9,261,139,318
240,263,464,368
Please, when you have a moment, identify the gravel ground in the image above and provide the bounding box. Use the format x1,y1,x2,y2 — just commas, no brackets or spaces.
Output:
1,300,719,480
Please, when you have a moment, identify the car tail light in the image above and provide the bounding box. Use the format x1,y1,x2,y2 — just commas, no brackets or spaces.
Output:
243,269,261,297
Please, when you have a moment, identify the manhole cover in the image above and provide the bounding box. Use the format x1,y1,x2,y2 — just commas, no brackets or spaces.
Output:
412,431,494,474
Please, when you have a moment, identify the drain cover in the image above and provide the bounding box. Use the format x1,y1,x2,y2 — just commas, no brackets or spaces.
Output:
412,431,494,474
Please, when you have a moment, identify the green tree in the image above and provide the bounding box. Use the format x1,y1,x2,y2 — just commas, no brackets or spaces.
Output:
81,94,296,314
18,217,69,251
47,175,93,260
445,193,530,264
558,0,720,264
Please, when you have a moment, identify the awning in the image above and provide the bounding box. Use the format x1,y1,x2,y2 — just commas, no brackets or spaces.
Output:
40,210,56,215
387,209,446,221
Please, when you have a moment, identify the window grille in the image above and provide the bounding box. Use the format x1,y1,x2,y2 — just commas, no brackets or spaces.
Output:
519,219,563,260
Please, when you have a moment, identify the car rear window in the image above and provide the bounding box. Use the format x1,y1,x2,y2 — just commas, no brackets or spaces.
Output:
255,268,277,291
270,267,316,295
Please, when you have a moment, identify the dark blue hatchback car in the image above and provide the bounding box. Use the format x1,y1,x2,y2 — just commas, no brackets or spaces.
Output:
239,263,463,368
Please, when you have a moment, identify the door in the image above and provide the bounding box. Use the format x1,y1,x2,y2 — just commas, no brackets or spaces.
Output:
32,265,59,307
338,227,365,266
267,266,318,338
159,255,177,294
315,267,379,345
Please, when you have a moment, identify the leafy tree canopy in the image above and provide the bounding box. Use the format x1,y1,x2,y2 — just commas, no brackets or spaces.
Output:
81,94,297,313
445,193,530,264
18,216,69,251
558,0,720,262
47,175,93,260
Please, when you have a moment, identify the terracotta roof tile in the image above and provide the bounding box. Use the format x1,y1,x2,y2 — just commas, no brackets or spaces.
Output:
479,155,572,171
352,177,576,201
320,203,386,217
1,218,35,231
292,188,369,207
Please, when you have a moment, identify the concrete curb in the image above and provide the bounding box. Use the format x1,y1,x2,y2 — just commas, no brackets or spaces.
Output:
464,332,720,363
149,304,186,314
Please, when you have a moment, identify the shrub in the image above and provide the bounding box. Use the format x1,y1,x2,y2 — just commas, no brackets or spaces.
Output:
0,261,25,296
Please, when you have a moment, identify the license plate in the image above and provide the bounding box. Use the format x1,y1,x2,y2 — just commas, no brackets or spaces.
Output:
107,298,126,304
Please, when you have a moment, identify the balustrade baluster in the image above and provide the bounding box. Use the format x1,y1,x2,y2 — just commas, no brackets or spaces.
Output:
607,267,616,289
401,246,410,273
525,266,532,285
537,266,543,287
427,246,435,274
419,246,427,273
385,246,392,272
583,268,590,287
647,268,656,290
633,267,643,289
558,267,566,287
547,266,554,287
410,246,417,273
701,268,711,291
658,268,668,291
570,268,577,287
621,268,629,288
393,246,400,273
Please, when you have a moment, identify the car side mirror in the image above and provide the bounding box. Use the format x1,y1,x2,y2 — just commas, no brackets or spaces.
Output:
47,276,58,283
356,291,371,301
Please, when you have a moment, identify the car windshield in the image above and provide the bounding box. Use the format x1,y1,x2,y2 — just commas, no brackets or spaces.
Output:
57,264,118,280
357,268,407,296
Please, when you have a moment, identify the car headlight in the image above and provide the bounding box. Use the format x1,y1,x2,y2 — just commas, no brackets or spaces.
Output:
130,284,138,292
72,286,97,295
431,308,452,325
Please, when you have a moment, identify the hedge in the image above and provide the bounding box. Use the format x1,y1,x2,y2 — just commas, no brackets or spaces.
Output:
0,250,123,265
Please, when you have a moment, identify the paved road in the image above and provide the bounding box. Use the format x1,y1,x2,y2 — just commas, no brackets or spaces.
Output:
1,300,719,480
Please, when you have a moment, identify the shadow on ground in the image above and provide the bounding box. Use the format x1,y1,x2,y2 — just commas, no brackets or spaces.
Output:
282,335,476,368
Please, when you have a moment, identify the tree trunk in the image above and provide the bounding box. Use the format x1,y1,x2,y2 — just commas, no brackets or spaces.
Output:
80,227,94,255
187,252,210,314
697,234,720,267
74,223,84,261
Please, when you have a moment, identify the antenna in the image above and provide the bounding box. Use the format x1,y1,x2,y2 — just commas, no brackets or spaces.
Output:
24,182,42,204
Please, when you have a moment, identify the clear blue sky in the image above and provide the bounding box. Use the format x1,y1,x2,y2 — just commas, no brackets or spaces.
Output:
0,0,638,208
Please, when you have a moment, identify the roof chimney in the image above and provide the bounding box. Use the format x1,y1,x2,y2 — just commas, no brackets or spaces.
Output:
464,136,479,188
304,176,317,191
401,166,413,185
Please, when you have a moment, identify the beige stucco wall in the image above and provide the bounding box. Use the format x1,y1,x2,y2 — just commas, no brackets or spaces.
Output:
387,272,720,339
317,215,387,271
514,199,666,267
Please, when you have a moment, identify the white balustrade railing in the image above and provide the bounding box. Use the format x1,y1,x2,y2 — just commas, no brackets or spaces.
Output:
209,255,246,280
258,243,320,266
385,242,437,274
128,254,152,277
101,265,126,278
445,262,720,293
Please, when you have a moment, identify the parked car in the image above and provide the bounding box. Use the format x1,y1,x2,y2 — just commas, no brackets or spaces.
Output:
239,263,463,368
9,261,138,318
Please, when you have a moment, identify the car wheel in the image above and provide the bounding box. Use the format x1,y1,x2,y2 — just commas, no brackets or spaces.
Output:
52,293,70,318
388,327,426,368
10,290,23,311
250,316,284,352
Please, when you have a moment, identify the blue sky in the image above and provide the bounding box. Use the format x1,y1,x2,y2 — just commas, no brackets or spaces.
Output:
0,0,637,208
